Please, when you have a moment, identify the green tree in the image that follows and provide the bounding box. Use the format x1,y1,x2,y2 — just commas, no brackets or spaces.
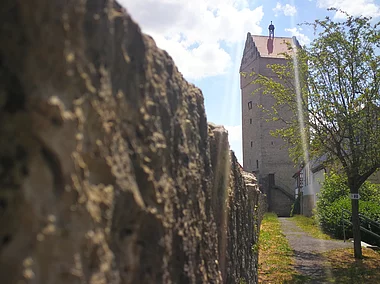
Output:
317,171,380,210
252,10,380,258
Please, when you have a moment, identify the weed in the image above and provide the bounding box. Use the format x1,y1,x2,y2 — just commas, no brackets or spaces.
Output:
291,214,332,240
258,213,303,283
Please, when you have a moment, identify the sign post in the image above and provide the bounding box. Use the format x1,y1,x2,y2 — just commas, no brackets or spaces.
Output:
350,193,360,200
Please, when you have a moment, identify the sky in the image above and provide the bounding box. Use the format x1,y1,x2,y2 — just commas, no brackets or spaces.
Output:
119,0,380,163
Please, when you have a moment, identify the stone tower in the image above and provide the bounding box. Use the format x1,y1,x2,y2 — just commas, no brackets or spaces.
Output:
240,32,300,216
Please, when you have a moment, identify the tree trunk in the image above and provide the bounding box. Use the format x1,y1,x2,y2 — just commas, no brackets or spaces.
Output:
351,197,362,259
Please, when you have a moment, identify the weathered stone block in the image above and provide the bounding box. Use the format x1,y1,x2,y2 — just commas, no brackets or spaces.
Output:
0,1,266,283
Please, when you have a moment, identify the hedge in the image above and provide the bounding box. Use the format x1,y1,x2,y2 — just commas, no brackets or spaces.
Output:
316,172,380,246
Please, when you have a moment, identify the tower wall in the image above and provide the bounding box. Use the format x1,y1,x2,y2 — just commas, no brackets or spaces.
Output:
240,35,296,216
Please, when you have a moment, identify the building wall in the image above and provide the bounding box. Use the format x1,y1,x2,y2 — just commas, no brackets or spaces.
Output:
241,56,261,174
271,189,294,217
302,195,315,217
302,170,325,216
241,56,295,193
303,168,325,196
296,161,326,216
240,37,296,216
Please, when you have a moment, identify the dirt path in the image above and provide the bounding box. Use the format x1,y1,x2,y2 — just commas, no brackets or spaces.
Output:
279,218,352,283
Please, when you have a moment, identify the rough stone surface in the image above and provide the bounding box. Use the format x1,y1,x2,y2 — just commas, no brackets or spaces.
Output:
209,125,267,284
208,123,230,282
0,1,266,283
244,172,268,228
226,167,263,284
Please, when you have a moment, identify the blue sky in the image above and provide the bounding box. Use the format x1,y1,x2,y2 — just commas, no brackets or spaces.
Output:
120,0,380,163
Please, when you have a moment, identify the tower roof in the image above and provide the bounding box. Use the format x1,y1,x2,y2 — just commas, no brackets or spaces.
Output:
250,34,297,59
240,33,300,71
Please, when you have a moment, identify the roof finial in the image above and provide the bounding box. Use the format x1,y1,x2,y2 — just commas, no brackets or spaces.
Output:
268,21,275,39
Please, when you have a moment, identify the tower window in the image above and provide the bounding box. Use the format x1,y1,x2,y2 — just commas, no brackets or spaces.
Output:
256,160,259,169
250,118,252,124
248,101,252,110
251,141,253,147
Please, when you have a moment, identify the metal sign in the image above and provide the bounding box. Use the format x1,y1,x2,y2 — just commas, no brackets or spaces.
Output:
299,172,303,187
350,193,361,200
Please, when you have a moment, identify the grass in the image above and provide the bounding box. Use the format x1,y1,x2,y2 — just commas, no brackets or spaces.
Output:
258,213,380,283
258,213,306,283
322,248,380,283
291,215,380,282
291,214,332,240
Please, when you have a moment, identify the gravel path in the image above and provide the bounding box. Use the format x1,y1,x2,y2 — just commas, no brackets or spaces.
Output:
279,218,352,283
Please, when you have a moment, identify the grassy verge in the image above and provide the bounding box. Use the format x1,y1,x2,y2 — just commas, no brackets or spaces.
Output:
286,215,380,282
258,213,306,283
258,213,380,283
323,248,380,283
291,214,332,240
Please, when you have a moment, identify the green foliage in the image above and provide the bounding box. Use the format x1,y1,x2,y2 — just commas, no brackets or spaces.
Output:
359,180,380,203
259,213,299,283
316,172,349,205
317,171,380,205
291,214,332,240
316,172,380,243
239,278,247,284
317,197,351,238
252,8,380,258
317,198,380,240
252,242,259,254
251,10,380,192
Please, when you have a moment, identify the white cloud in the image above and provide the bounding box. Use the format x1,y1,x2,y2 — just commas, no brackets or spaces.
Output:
225,125,243,163
273,2,297,17
285,27,311,46
317,0,380,19
120,0,264,80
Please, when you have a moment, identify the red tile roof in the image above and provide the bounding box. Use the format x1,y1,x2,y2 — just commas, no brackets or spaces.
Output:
251,35,297,59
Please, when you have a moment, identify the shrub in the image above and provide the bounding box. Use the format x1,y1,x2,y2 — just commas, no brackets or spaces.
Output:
317,198,380,245
317,197,351,238
317,172,349,205
316,172,380,245
359,182,380,203
316,171,380,205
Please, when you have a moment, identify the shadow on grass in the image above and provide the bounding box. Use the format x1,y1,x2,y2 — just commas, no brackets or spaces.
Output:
283,273,311,284
283,248,380,284
325,258,380,283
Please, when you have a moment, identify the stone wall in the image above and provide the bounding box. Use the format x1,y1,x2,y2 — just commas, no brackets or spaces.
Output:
208,125,266,284
226,170,266,284
0,1,266,283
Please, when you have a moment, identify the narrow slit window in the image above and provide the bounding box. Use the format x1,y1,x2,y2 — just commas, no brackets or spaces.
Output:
250,141,253,147
256,160,259,169
248,101,252,110
250,118,252,124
